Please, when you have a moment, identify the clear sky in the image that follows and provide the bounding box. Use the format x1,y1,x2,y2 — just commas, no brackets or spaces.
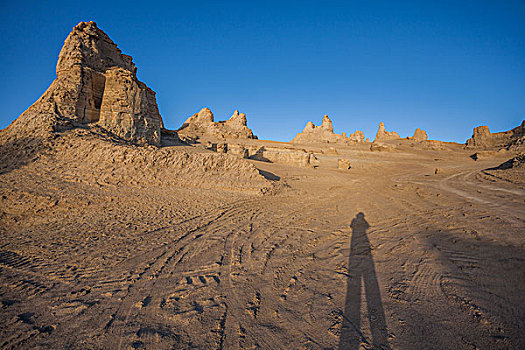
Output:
1,0,524,142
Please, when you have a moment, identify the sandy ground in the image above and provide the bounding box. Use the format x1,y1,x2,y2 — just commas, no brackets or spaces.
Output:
1,141,524,349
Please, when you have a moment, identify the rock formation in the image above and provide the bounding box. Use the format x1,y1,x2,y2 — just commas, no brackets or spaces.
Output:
466,121,525,150
248,146,318,168
348,130,365,143
5,21,165,146
408,128,428,141
292,115,366,144
374,122,400,142
177,108,256,140
338,159,351,170
370,142,395,152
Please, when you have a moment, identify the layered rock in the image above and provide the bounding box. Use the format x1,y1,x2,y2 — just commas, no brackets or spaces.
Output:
466,121,525,150
292,115,366,144
374,122,400,142
248,146,318,168
408,128,428,141
177,108,256,140
5,21,165,146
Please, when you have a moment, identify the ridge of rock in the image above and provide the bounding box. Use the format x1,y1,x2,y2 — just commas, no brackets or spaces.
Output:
177,108,256,140
466,121,525,150
292,115,366,144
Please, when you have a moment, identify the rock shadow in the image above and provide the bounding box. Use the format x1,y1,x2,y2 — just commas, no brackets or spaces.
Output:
0,137,44,175
257,169,280,181
339,212,390,350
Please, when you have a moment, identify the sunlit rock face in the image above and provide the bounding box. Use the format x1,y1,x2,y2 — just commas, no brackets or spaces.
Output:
292,115,366,144
466,121,525,150
7,21,165,146
177,108,257,140
408,128,428,141
374,122,400,142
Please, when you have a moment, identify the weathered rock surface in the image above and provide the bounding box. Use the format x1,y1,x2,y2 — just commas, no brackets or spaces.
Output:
483,153,525,186
348,130,366,143
466,121,525,150
370,142,395,152
177,108,256,140
338,158,352,170
292,115,366,144
249,146,318,168
374,122,400,142
4,21,165,146
408,128,428,141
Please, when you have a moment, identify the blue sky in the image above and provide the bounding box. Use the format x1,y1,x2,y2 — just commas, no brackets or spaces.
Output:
1,0,524,142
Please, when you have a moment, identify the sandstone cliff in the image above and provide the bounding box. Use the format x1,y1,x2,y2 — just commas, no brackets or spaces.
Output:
292,115,366,144
177,108,256,140
466,121,525,150
3,21,165,146
374,122,400,142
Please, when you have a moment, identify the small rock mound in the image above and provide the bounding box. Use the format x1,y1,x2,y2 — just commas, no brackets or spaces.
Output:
338,159,351,170
490,153,525,170
483,153,525,186
177,108,256,140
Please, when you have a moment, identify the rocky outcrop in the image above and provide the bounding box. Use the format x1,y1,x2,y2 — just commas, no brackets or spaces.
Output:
5,21,165,146
483,153,525,186
408,128,428,141
292,115,366,144
466,121,525,150
177,108,256,140
249,146,318,168
374,122,400,142
370,142,395,152
347,130,366,143
338,159,351,170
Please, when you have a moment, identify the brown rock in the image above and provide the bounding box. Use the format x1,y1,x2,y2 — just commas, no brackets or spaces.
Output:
226,144,249,158
466,121,525,150
338,159,351,170
370,142,395,152
292,115,366,144
98,68,163,145
348,130,365,142
248,146,318,168
374,122,400,142
408,128,428,141
5,21,165,146
177,108,256,140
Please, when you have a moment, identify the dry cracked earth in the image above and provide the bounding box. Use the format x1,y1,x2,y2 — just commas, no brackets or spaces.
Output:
1,144,524,349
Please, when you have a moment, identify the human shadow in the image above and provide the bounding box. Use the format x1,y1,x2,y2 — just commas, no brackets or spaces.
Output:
338,212,390,350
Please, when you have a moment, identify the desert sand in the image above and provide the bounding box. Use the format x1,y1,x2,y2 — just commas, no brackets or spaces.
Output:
1,22,524,350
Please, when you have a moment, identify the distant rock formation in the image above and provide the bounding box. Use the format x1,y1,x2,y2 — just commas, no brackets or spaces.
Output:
408,128,428,141
466,121,525,150
374,122,400,142
177,108,256,140
292,115,366,144
4,21,165,146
